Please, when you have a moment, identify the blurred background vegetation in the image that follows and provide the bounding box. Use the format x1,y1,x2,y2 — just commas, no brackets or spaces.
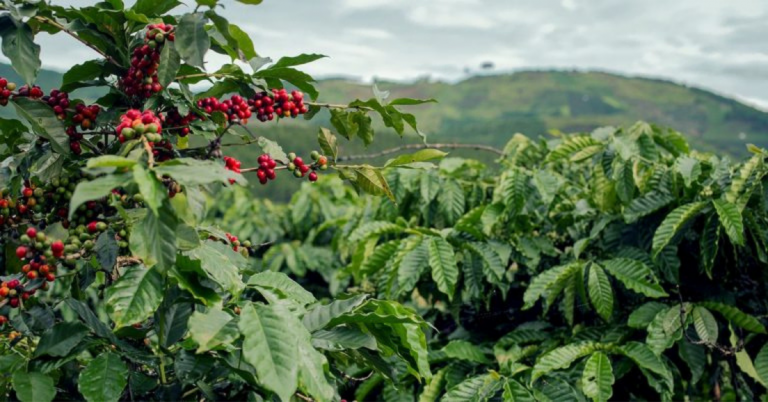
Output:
3,63,767,201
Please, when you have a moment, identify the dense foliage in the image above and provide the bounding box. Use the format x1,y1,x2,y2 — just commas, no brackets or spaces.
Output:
211,122,768,401
0,1,438,401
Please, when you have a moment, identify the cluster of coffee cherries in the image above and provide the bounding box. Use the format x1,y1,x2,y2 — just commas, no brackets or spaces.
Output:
16,228,61,282
116,109,163,143
225,232,252,257
197,95,252,124
119,23,175,100
287,151,328,182
223,156,241,184
16,84,44,99
68,103,102,154
249,89,308,122
0,78,16,106
163,107,197,137
255,154,278,185
42,89,71,120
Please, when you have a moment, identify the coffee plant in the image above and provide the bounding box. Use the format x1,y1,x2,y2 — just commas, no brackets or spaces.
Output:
0,1,441,401
211,123,768,401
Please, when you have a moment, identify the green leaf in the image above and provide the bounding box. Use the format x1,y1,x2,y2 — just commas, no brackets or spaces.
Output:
87,155,138,169
236,0,263,4
105,264,164,328
439,180,466,224
628,302,668,329
419,367,447,402
176,13,210,68
132,165,165,216
388,97,437,106
188,308,239,353
502,379,535,402
712,199,745,246
397,238,429,296
0,19,40,85
698,302,766,334
646,306,684,355
464,241,506,282
582,352,614,402
692,306,719,344
678,340,706,385
623,190,674,223
547,135,602,162
297,333,334,401
62,60,105,92
33,321,89,357
129,203,178,274
600,258,667,298
132,0,181,15
317,127,338,163
651,201,707,258
428,237,459,299
272,53,326,69
78,353,129,402
726,154,763,208
618,342,674,392
12,372,55,402
239,303,300,402
180,240,245,296
522,262,581,310
442,374,501,402
384,149,447,168
755,343,768,386
69,174,133,219
531,341,597,382
248,271,316,305
256,136,288,162
303,294,368,332
157,41,181,88
12,97,69,155
154,158,245,186
441,340,490,364
347,166,395,202
700,214,721,279
674,156,701,187
588,263,614,322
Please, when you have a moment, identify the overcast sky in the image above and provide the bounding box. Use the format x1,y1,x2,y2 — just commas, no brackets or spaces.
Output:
11,0,768,108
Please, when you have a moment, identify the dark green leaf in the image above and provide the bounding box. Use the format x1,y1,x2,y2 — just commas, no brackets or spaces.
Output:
176,13,210,68
78,353,129,402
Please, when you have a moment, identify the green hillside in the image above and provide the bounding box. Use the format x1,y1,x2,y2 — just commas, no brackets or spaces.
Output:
313,71,768,156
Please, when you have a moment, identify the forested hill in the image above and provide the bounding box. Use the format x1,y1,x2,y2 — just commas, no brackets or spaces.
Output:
314,70,768,156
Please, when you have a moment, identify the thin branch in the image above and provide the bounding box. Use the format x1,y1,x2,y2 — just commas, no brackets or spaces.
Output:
676,285,740,356
142,137,155,168
337,143,504,162
306,101,370,111
240,165,287,173
175,72,236,81
31,14,120,66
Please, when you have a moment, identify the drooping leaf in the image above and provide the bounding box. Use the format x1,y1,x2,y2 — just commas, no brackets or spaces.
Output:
105,264,164,329
531,341,598,382
239,303,300,401
69,173,133,219
248,271,316,305
0,19,41,85
651,202,707,258
581,352,614,402
428,236,459,299
712,199,745,246
441,374,501,402
13,97,69,155
78,353,129,402
587,263,614,322
157,41,181,87
691,306,719,344
441,340,491,364
600,258,667,298
129,203,178,274
188,308,239,353
698,302,766,334
33,321,89,357
175,13,210,67
617,342,674,392
12,372,55,402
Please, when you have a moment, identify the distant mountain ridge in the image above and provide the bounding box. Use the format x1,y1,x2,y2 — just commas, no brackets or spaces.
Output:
313,70,768,156
2,63,767,156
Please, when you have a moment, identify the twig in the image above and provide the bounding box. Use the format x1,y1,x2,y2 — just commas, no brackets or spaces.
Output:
141,137,155,168
676,285,740,355
294,392,314,402
343,371,374,382
175,72,236,81
240,166,287,173
337,143,504,162
31,14,120,66
306,101,371,111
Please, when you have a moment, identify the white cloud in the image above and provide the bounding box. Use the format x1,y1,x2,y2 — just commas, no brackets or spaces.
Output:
345,28,393,40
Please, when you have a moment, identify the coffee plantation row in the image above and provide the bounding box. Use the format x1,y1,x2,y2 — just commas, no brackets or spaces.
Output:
210,123,768,401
